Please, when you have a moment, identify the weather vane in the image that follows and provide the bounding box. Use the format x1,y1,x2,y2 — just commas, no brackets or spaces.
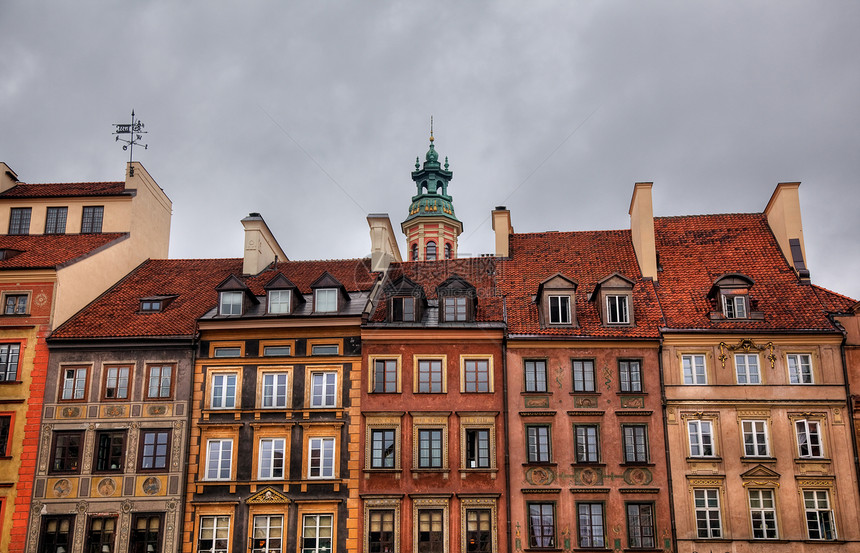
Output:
113,110,148,171
430,115,434,142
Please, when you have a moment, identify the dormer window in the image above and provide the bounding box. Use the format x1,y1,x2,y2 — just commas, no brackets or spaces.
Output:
606,295,629,324
722,293,748,319
392,297,415,322
386,275,425,323
268,290,291,314
548,295,571,325
220,291,243,315
444,296,468,321
437,274,477,323
589,273,635,327
140,300,162,312
537,273,577,328
708,274,761,321
315,289,338,313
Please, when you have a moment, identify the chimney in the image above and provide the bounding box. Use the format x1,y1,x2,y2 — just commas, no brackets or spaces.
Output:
629,182,658,280
764,182,810,280
241,213,288,275
0,162,19,193
367,213,403,272
492,206,513,258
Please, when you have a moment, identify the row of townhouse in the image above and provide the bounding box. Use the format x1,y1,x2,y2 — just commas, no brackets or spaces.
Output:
3,136,860,553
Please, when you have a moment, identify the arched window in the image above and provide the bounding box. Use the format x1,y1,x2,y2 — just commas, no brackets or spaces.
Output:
426,241,437,261
444,243,452,259
411,244,419,261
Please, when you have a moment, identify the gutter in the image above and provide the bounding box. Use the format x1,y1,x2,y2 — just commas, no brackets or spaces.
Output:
501,294,513,553
837,331,860,506
657,337,678,552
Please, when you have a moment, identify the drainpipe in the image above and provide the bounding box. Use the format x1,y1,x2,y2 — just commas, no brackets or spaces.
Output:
501,295,514,553
838,335,860,503
657,338,678,552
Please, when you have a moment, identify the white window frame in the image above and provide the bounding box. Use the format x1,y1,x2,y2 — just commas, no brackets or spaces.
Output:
787,353,813,384
61,366,88,401
198,515,230,553
261,372,289,408
623,425,648,463
302,513,334,553
210,373,237,409
749,489,778,539
310,371,337,408
574,424,600,463
803,490,836,540
572,359,596,392
258,437,286,479
735,354,761,385
694,489,722,538
606,294,629,324
267,289,291,314
219,291,242,316
252,515,283,553
688,420,715,457
796,419,823,458
308,437,336,478
527,425,551,463
548,295,571,325
682,354,707,385
722,294,748,318
464,427,491,469
315,288,338,313
205,439,233,481
742,420,769,457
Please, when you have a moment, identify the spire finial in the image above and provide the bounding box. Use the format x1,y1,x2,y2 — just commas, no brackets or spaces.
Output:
429,115,434,143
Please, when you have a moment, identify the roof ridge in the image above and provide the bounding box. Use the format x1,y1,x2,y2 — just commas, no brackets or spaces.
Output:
512,228,631,237
15,180,124,186
655,212,765,220
812,283,858,304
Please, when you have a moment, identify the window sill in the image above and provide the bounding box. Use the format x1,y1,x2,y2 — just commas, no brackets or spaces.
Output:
616,391,647,396
795,457,831,464
522,391,552,396
619,462,655,468
411,468,449,473
622,549,664,552
692,539,731,543
459,467,499,474
0,456,12,461
524,462,558,468
573,548,612,552
570,391,601,396
0,380,23,385
571,463,605,468
740,456,776,463
523,548,563,552
364,468,402,473
686,456,721,462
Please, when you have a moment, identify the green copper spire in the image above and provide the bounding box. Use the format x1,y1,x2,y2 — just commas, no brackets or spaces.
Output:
404,130,460,225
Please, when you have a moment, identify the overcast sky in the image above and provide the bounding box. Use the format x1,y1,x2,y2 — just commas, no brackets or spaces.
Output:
2,2,858,298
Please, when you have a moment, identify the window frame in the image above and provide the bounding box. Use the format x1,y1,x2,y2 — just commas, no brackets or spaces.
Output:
526,424,552,464
370,428,397,469
93,429,126,473
252,514,284,553
618,359,642,392
626,503,656,549
622,424,649,464
145,363,175,400
576,502,606,549
197,515,230,553
460,414,497,471
442,295,469,322
314,288,338,313
0,413,12,457
87,515,117,553
138,429,171,473
0,343,21,381
44,206,68,234
574,424,600,464
368,508,397,553
101,364,132,401
524,359,548,393
2,292,29,315
527,502,556,549
39,515,74,553
572,358,596,392
687,419,715,458
257,437,287,479
548,294,571,325
58,365,89,402
208,371,239,409
606,294,630,325
308,436,336,479
735,353,761,385
462,499,497,553
693,488,723,539
682,354,707,385
461,356,492,393
748,488,778,540
787,353,814,384
391,295,416,322
259,370,291,409
370,356,400,394
417,428,445,469
204,438,234,481
741,420,770,458
722,292,748,319
8,207,31,235
301,513,334,553
425,240,437,261
795,418,824,459
416,507,445,552
50,430,84,474
218,291,243,316
803,489,837,541
267,289,291,314
80,205,104,234
309,370,338,408
415,357,446,394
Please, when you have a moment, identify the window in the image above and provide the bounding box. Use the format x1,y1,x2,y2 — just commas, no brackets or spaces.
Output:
140,299,162,312
308,437,335,478
311,344,339,355
572,425,598,464
465,428,491,469
682,354,707,385
373,359,397,393
425,241,437,261
94,431,125,472
418,429,443,468
443,296,468,321
268,289,291,314
103,365,130,400
788,354,813,384
210,373,237,408
302,514,333,553
749,489,778,539
465,509,492,552
392,296,415,322
51,431,83,473
572,359,596,392
411,243,418,261
315,288,338,312
417,508,444,553
606,295,629,324
81,206,104,233
263,345,292,356
417,359,443,393
130,514,163,553
527,503,556,549
444,243,452,259
626,504,655,549
88,516,117,553
205,439,233,480
722,293,748,319
463,359,490,393
258,438,286,479
60,366,88,401
45,207,68,234
742,420,769,457
213,347,241,358
370,429,396,468
40,516,73,553
219,291,242,316
0,415,10,456
252,515,283,553
368,510,395,553
198,516,230,553
146,364,173,399
527,425,551,463
623,425,648,463
8,207,31,235
262,373,289,408
310,371,337,407
524,360,547,393
619,359,642,392
803,490,836,540
139,430,170,471
577,503,605,548
0,343,20,381
735,354,760,384
3,294,27,315
688,420,714,457
548,295,570,325
694,489,722,538
796,419,823,458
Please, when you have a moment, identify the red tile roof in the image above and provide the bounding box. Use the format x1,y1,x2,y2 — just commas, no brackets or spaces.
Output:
243,258,378,294
0,181,127,198
812,285,858,313
497,230,663,337
653,214,837,331
0,233,127,269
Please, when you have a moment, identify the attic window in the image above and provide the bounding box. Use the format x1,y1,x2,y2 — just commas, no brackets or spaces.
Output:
219,291,243,316
708,274,760,321
268,290,291,314
548,295,571,325
392,296,415,322
722,291,748,319
140,300,162,313
444,296,469,321
315,289,338,313
0,249,22,261
537,273,578,328
606,295,629,324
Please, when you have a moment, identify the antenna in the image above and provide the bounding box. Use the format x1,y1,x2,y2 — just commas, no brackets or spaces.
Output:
113,110,148,174
430,115,434,142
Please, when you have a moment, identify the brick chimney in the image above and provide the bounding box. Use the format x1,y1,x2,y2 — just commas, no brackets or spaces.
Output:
241,213,288,275
492,206,513,258
629,182,658,281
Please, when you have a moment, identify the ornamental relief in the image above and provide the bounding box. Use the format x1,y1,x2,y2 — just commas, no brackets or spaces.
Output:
718,338,776,369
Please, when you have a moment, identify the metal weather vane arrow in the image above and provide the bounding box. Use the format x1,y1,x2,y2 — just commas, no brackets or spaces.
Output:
113,109,148,165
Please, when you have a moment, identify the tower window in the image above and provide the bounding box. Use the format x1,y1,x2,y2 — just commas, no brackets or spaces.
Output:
426,241,437,261
445,243,452,259
411,244,418,261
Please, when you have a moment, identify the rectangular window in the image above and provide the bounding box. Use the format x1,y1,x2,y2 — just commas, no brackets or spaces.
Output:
548,295,571,324
749,489,778,539
88,516,117,553
392,296,415,322
575,425,600,463
3,294,27,315
606,295,629,324
465,428,491,469
205,439,233,480
44,207,68,234
262,373,289,408
688,420,714,457
139,430,170,471
418,429,444,468
618,359,642,392
198,515,230,553
308,437,335,478
210,373,237,409
81,206,104,233
528,503,556,549
267,289,291,314
742,420,769,457
682,354,707,385
94,431,125,472
369,510,395,553
0,415,11,456
252,515,283,553
694,489,722,538
623,425,648,463
723,294,748,318
796,419,823,458
572,359,596,392
465,509,492,553
735,354,761,384
213,346,241,358
315,288,338,312
370,429,396,468
417,359,443,393
258,437,286,479
803,490,836,540
311,344,339,355
626,503,655,549
524,359,547,393
788,354,813,384
302,514,333,553
51,431,83,473
102,365,130,400
146,364,173,399
131,514,163,553
310,371,337,407
263,345,291,356
0,343,20,381
417,509,445,553
464,359,490,393
40,516,73,553
8,207,31,235
219,291,242,316
373,359,397,393
60,366,88,401
527,425,551,463
577,503,605,548
444,296,468,322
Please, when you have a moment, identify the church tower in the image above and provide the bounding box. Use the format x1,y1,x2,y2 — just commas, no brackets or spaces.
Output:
401,131,463,261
